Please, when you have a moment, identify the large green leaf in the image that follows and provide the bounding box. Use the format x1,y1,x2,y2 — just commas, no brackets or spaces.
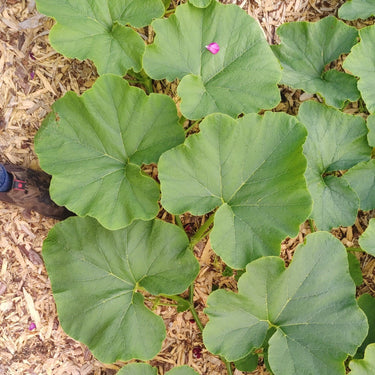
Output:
343,160,375,211
203,232,368,375
117,364,199,375
344,26,375,113
43,217,199,363
356,294,375,358
359,218,375,256
339,0,375,20
298,101,371,230
159,112,311,269
368,114,375,146
272,16,359,108
350,344,375,374
143,1,281,119
35,74,184,230
35,0,165,75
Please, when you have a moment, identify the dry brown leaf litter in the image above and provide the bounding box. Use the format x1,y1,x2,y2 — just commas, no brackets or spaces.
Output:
0,0,374,374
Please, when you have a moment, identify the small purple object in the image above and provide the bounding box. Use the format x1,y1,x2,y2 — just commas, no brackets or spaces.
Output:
30,71,35,79
29,322,36,331
205,42,220,54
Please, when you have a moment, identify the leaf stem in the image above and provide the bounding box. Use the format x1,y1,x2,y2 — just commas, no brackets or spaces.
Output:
139,70,154,94
188,284,204,332
174,215,184,230
222,357,233,375
179,115,187,127
308,218,316,233
190,214,215,248
346,247,365,253
184,120,200,134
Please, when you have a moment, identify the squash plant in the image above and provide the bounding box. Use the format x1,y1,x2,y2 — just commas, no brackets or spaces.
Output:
34,0,375,374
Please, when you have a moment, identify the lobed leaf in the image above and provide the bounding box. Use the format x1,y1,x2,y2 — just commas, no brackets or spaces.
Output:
350,344,375,374
344,25,375,113
36,0,165,75
35,74,184,230
343,160,375,211
359,218,375,256
339,0,375,20
272,16,359,108
159,112,311,268
42,217,199,363
298,101,372,230
203,232,368,375
143,1,281,119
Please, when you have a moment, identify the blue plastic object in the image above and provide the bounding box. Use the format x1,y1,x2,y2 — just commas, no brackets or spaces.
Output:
0,164,12,192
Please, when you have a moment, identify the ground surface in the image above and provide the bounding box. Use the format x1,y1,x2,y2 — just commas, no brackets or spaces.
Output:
0,0,374,374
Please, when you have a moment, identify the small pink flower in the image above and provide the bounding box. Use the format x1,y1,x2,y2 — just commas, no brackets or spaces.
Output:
29,322,36,331
206,42,220,54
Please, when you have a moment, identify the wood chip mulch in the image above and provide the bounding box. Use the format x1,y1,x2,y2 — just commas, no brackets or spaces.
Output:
1,1,374,374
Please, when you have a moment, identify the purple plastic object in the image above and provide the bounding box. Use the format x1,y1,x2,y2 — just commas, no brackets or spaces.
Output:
206,42,220,54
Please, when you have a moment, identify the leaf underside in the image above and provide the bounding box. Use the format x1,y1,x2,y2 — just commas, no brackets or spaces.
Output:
203,232,368,375
35,0,165,75
344,25,375,113
42,217,199,363
159,112,311,269
35,74,184,230
272,16,359,108
298,101,371,230
144,1,281,119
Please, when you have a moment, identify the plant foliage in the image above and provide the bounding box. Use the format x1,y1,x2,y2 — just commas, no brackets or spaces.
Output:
42,216,199,363
159,112,311,268
272,16,359,108
35,74,184,230
297,101,372,230
33,1,375,374
344,25,375,113
349,344,375,374
143,1,281,119
203,232,368,375
338,0,375,20
35,0,165,75
359,219,375,256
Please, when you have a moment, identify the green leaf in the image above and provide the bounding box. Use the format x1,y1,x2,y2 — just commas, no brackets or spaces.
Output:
117,364,199,375
143,1,281,119
350,344,375,374
348,252,363,286
159,112,311,269
117,363,157,375
189,0,212,7
43,216,199,363
343,160,375,211
368,114,375,147
359,219,375,256
35,0,165,75
234,352,258,372
298,101,371,230
344,25,375,113
339,0,375,20
35,74,184,230
356,294,375,358
272,16,359,108
203,232,368,375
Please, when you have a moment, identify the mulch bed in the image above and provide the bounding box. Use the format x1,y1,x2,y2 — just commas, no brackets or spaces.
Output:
0,1,374,374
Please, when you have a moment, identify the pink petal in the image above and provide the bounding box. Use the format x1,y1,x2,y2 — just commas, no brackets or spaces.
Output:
29,322,36,331
206,42,220,54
